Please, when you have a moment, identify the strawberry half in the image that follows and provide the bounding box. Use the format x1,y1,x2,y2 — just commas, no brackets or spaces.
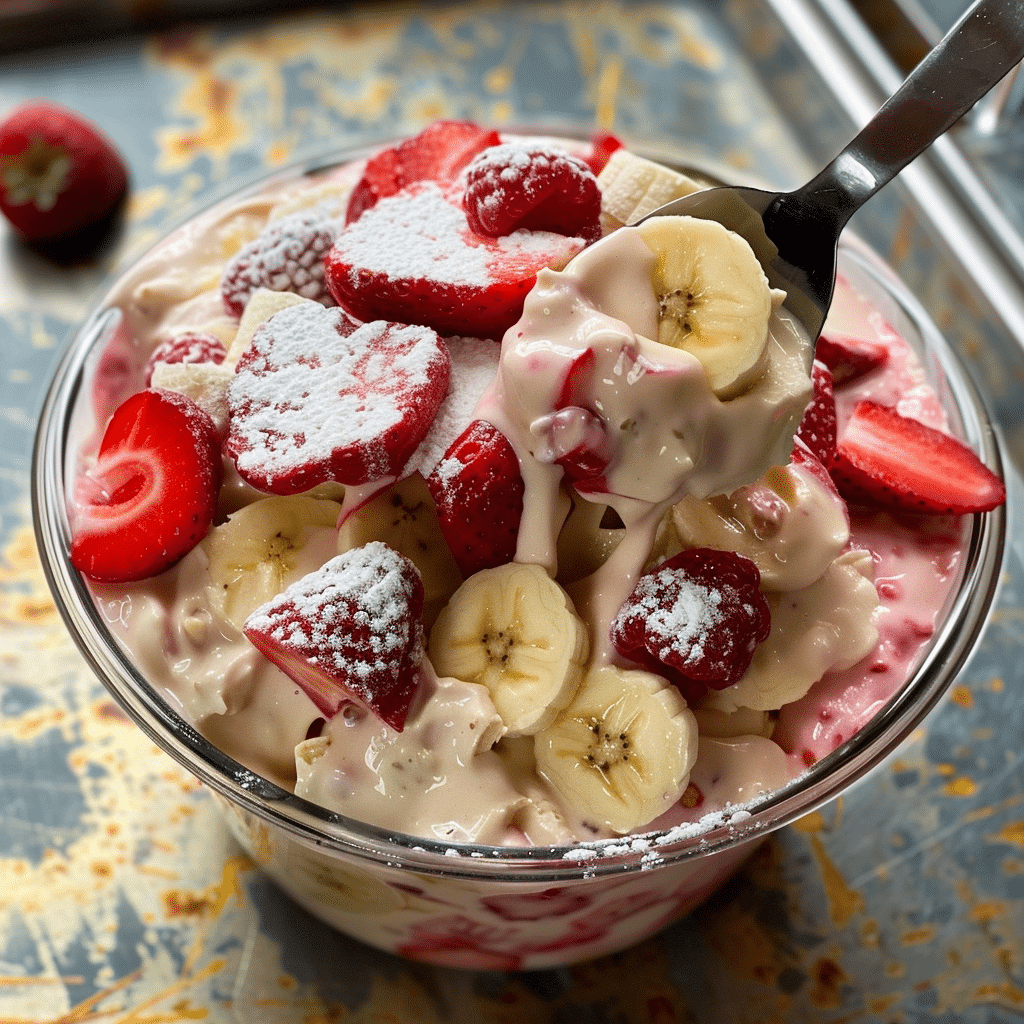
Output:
0,101,128,242
70,389,222,582
425,419,524,576
243,542,425,732
829,400,1005,514
609,548,771,704
346,120,499,224
324,181,587,340
226,303,450,494
462,142,602,241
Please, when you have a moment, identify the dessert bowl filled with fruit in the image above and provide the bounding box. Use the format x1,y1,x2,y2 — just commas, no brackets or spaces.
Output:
34,122,1006,970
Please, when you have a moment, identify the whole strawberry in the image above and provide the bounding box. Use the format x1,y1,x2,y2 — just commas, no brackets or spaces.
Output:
0,101,128,242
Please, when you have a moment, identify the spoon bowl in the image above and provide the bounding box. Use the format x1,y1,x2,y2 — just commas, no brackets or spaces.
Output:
647,0,1024,346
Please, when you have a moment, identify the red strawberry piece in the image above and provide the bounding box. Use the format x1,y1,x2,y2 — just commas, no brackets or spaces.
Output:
816,328,890,385
70,388,222,582
0,101,128,242
462,142,602,241
794,359,837,464
220,210,342,317
584,129,624,174
610,548,771,703
346,120,500,224
531,405,611,491
143,331,227,387
324,182,586,340
425,419,524,576
243,542,425,732
829,399,1005,514
226,303,450,494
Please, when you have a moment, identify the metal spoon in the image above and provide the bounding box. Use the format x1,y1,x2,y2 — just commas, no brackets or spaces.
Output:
648,0,1024,345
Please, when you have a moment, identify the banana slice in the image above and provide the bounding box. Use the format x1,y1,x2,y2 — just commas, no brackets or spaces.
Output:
202,494,342,631
428,562,588,737
535,665,698,835
637,215,773,399
671,460,850,592
597,148,704,230
224,288,314,365
337,474,463,627
702,548,880,713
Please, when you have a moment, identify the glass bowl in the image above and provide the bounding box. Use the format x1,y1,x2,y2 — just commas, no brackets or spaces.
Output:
32,137,1007,971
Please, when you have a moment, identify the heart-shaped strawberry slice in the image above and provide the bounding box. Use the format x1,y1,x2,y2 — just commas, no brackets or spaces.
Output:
226,303,451,494
324,182,588,340
70,388,222,582
244,542,425,731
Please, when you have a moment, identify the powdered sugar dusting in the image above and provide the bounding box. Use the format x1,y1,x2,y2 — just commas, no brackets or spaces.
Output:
244,542,424,728
333,181,581,287
629,572,723,669
401,335,500,478
221,210,344,316
226,302,450,492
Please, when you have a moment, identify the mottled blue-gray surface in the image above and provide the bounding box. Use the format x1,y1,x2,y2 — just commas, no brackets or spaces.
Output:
2,3,1023,1022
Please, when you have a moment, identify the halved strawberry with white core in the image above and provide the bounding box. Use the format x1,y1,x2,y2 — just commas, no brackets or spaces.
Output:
226,303,450,494
324,182,588,340
830,400,1005,514
70,389,222,582
346,120,500,224
462,142,602,241
426,419,524,576
816,328,890,385
243,542,425,732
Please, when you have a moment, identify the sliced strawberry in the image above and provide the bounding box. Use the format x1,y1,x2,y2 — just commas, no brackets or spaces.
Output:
346,120,499,224
226,303,450,494
243,542,424,731
584,129,624,175
829,399,1005,514
220,210,342,317
530,405,611,491
0,101,128,242
425,419,524,576
144,331,227,387
462,142,602,241
609,548,771,704
794,359,837,464
324,182,586,340
70,388,221,582
816,328,890,385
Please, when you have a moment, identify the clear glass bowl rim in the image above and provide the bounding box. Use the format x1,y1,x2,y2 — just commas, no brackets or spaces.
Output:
31,133,1007,884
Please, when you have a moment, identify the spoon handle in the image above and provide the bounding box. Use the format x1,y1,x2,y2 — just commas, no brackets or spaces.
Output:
798,0,1024,228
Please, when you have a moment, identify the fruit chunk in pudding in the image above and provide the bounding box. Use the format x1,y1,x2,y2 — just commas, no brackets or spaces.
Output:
71,121,1005,846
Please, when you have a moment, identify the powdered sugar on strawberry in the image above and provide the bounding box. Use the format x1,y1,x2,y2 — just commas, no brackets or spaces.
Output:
227,303,450,492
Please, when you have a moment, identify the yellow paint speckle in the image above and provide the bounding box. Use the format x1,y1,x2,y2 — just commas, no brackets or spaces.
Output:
945,777,977,797
950,684,974,708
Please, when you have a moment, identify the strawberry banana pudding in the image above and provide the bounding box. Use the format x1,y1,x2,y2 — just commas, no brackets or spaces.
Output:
69,123,1003,866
